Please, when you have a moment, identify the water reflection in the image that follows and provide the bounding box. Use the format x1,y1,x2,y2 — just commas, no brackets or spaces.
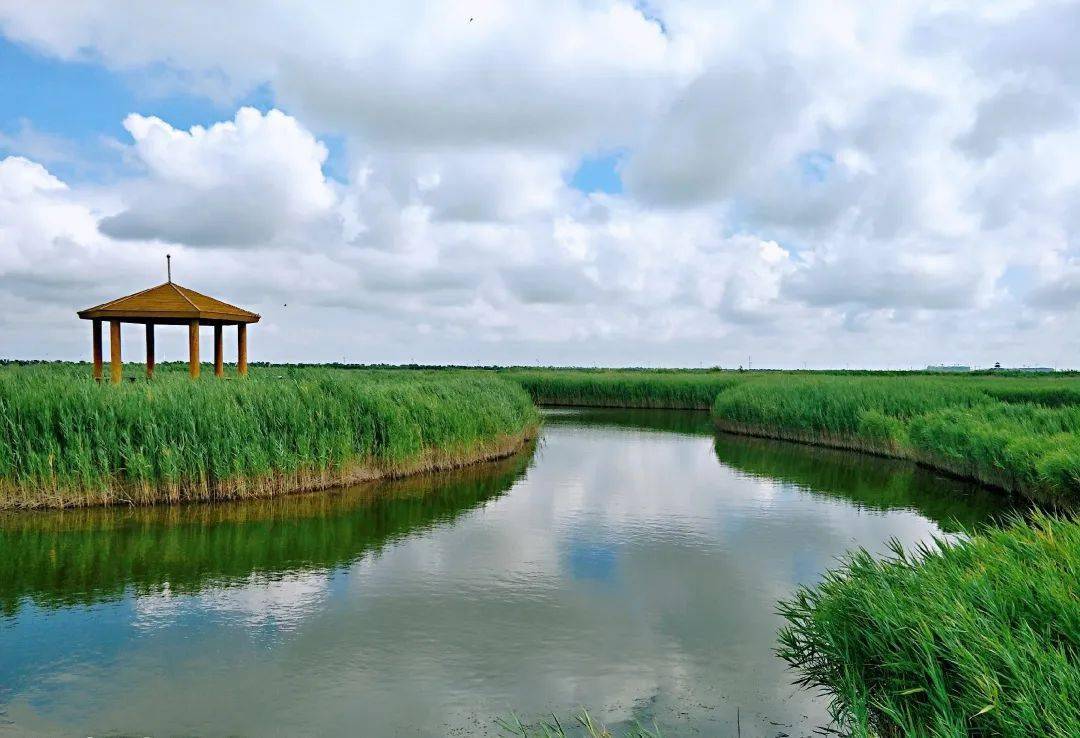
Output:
712,432,1010,533
0,411,1012,737
542,407,715,436
0,444,536,617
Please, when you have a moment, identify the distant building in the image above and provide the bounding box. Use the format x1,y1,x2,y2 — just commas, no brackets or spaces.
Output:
988,363,1054,373
926,365,971,373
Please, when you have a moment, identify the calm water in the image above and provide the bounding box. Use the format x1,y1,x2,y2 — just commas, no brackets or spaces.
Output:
0,409,1009,737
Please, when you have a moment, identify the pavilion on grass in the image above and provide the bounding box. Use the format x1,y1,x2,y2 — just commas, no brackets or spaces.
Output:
77,259,260,383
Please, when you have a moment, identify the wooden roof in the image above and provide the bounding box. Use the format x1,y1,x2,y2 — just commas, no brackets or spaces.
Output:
78,282,260,325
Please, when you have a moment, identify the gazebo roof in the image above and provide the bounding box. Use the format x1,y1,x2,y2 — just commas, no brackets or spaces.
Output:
78,282,260,325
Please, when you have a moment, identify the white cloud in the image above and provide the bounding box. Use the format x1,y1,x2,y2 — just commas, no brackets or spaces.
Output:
622,62,811,207
357,148,569,223
0,156,98,277
0,2,686,148
99,108,336,247
956,84,1078,158
2,1,1080,367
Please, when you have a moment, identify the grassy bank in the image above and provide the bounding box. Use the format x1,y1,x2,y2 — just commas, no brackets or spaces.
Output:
0,447,533,615
777,514,1080,737
0,365,538,509
710,375,1080,504
502,368,737,409
502,368,1080,503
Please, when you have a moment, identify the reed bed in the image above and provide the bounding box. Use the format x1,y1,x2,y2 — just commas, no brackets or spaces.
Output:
710,376,1080,503
502,368,1080,502
777,513,1080,737
502,368,738,409
0,364,538,508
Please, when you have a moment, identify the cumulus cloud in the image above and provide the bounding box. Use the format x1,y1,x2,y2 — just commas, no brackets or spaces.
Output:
99,108,336,247
622,62,810,207
0,156,100,278
359,149,569,223
956,84,1078,158
783,243,995,312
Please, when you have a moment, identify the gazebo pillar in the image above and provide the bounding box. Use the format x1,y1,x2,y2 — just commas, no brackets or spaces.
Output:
214,324,224,377
109,320,122,384
145,323,155,379
188,320,200,378
92,319,103,381
237,324,248,376
78,277,259,379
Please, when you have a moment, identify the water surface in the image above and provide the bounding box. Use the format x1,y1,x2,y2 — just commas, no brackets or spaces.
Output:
0,409,1008,736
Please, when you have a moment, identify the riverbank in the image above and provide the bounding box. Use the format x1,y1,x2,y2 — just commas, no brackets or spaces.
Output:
777,513,1080,737
710,375,1080,505
503,368,1080,735
0,365,538,509
502,368,736,409
503,368,1080,505
2,368,1074,734
0,446,535,615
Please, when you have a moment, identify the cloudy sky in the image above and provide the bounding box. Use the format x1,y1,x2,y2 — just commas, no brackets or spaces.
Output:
1,1,1078,368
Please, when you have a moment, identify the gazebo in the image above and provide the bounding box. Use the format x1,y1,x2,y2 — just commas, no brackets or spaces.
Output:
78,267,260,383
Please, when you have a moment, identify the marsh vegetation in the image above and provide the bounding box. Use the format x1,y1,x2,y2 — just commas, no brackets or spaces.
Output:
2,363,1078,735
504,368,1080,736
777,513,1080,737
506,368,1080,504
2,408,998,735
0,364,537,508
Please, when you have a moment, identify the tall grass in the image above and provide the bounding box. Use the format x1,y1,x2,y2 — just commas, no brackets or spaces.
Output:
501,368,1080,502
777,513,1080,737
710,376,1080,503
0,364,538,508
495,368,1080,735
502,368,738,409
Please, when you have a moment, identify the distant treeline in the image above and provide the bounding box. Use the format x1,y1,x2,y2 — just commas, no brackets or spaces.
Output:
3,359,1075,377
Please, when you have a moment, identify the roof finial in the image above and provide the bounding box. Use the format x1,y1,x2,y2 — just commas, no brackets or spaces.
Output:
166,254,172,283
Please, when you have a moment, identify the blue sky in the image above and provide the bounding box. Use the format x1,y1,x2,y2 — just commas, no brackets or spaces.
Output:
1,37,607,192
569,149,625,194
0,38,361,183
1,39,225,179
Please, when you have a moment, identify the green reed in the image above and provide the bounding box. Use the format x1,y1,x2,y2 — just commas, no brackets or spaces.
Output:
777,513,1080,737
497,710,662,738
709,375,1080,503
501,368,1080,502
501,368,739,409
0,364,538,507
